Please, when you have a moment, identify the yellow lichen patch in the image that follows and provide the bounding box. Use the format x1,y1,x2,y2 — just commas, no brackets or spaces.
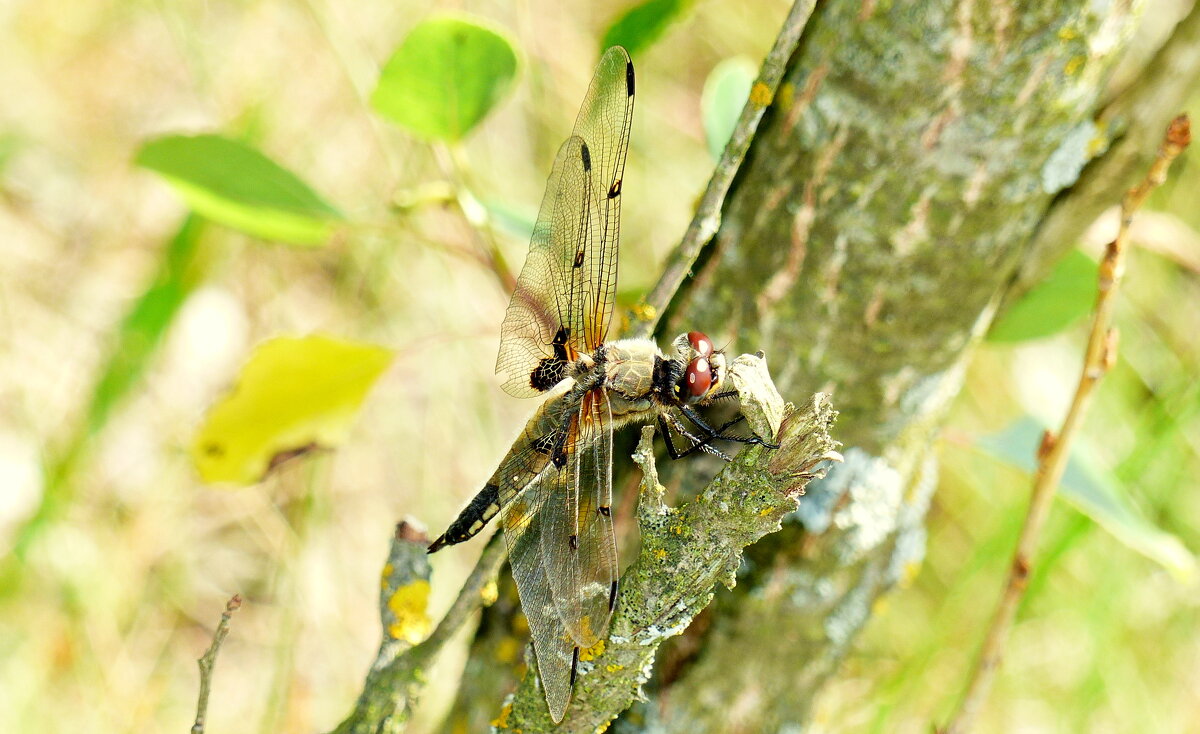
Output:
1064,56,1084,76
380,563,393,590
605,663,624,673
579,615,598,644
480,578,498,606
777,82,795,112
490,702,513,729
578,639,606,662
385,579,432,644
653,548,668,561
595,722,611,733
1057,25,1079,41
749,80,773,107
630,301,658,322
758,506,775,517
902,560,922,586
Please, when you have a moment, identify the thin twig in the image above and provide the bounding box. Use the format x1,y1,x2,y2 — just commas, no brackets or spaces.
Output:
192,594,243,734
630,0,818,339
943,114,1191,734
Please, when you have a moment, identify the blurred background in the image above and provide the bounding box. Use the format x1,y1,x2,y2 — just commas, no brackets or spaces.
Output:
0,0,1196,732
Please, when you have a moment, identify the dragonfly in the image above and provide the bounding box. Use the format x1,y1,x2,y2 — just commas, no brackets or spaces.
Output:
427,46,773,723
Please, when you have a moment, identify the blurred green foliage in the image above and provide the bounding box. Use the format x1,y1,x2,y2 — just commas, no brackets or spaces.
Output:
978,418,1194,580
372,15,519,141
989,249,1100,342
700,56,756,159
137,134,343,246
601,0,694,57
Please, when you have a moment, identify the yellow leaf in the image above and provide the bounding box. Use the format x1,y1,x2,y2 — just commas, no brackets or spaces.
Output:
191,335,393,484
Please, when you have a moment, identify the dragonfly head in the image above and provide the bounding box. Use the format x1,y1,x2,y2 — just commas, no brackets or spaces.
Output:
669,331,727,404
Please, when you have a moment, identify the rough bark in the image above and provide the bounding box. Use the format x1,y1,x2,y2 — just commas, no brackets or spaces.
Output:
643,0,1198,731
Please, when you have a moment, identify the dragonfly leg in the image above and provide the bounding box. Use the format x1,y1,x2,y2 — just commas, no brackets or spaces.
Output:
679,404,780,450
659,413,733,462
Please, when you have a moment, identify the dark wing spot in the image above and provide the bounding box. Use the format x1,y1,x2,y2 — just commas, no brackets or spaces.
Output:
580,141,592,171
573,248,585,268
570,646,580,685
530,357,567,391
551,327,571,361
607,178,622,199
532,432,560,456
608,580,618,611
626,60,635,96
552,448,568,470
568,534,578,551
598,505,611,517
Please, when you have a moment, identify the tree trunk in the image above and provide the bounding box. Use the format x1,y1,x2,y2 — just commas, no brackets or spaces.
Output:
644,0,1200,731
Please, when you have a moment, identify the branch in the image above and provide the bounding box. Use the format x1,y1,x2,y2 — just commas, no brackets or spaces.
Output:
631,0,817,338
495,355,841,731
330,520,507,734
192,594,243,734
943,114,1191,734
1016,1,1200,298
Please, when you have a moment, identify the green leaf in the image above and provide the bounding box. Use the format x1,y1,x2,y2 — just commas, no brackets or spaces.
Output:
372,15,519,141
977,418,1196,581
601,0,692,57
701,57,755,160
988,248,1098,343
192,336,394,485
87,215,206,435
136,134,342,246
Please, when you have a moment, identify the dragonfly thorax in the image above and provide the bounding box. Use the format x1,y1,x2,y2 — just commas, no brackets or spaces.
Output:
597,332,726,417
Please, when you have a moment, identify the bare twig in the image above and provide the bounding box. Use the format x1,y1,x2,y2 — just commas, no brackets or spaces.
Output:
630,0,818,338
329,522,507,734
943,114,1191,734
192,594,243,734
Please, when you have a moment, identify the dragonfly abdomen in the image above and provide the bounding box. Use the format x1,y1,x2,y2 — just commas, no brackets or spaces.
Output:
427,482,501,553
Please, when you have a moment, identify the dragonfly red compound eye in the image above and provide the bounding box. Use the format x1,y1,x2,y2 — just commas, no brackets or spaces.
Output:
686,357,712,397
687,331,713,357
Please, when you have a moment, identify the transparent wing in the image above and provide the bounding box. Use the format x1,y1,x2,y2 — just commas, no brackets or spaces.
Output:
501,406,581,724
540,389,617,647
503,485,577,723
495,47,635,398
502,387,617,722
570,46,634,351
